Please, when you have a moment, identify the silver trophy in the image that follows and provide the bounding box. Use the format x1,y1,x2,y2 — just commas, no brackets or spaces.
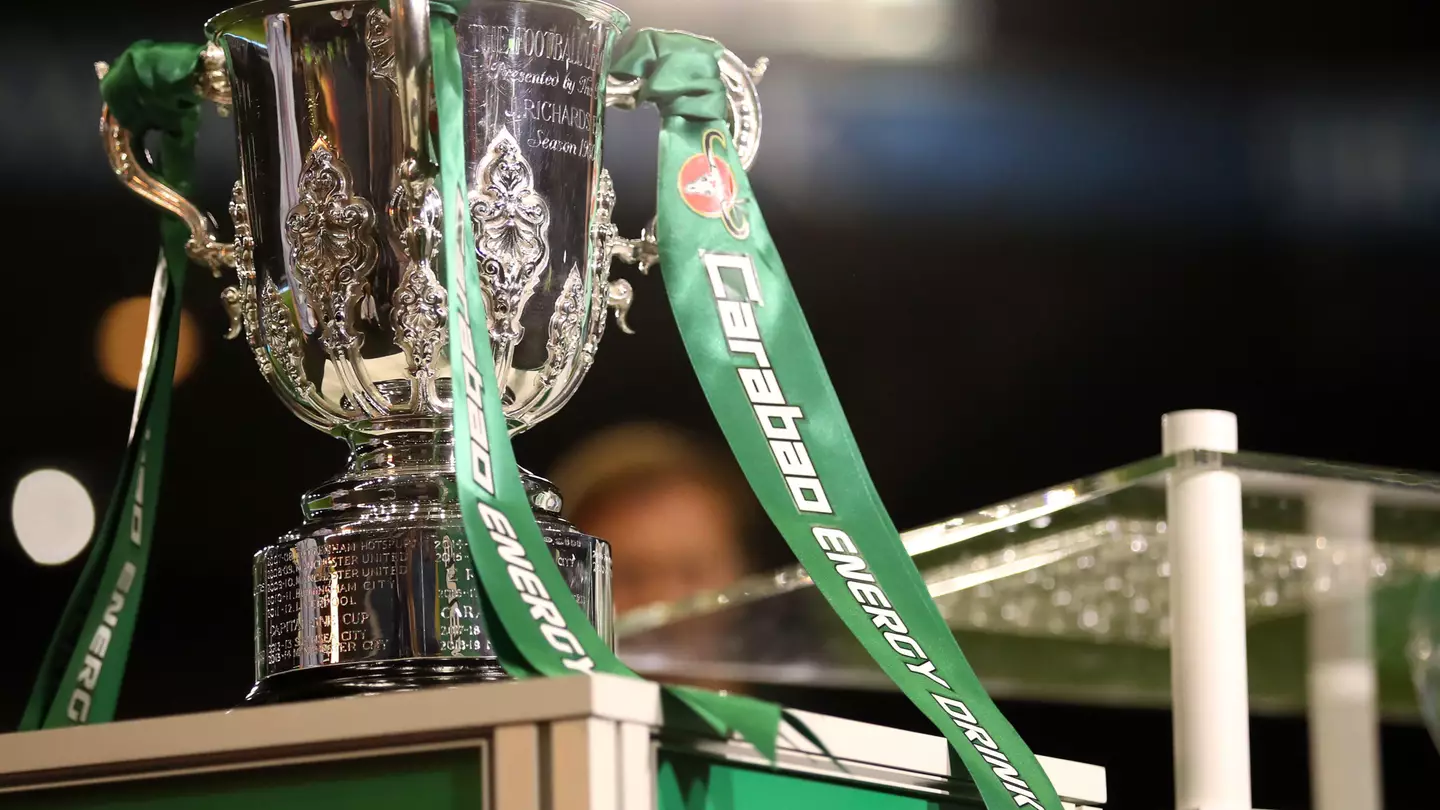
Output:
97,0,764,701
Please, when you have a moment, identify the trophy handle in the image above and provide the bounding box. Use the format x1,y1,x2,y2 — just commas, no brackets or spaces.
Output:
384,0,449,415
388,0,433,172
606,43,768,276
94,44,235,278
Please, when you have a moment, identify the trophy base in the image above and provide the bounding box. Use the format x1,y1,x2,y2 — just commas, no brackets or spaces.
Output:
242,658,508,705
249,442,612,705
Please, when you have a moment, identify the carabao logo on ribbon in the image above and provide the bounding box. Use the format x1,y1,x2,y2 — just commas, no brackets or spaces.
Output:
677,129,750,240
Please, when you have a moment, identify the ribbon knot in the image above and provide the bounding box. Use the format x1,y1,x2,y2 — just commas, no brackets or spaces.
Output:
99,40,204,200
611,31,730,123
99,41,203,144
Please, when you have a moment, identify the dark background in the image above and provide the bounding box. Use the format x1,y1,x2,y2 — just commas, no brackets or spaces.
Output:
4,1,1439,808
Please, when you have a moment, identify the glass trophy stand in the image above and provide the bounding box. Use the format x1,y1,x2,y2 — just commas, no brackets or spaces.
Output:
616,411,1440,810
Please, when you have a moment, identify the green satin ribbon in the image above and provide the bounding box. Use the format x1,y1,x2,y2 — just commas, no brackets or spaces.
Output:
20,41,202,730
613,30,1064,810
427,12,786,761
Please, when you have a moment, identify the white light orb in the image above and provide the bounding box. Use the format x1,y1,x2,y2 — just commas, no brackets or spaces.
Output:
11,469,95,565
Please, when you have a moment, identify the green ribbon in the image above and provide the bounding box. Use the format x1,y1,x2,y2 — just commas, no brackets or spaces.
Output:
428,14,786,761
613,30,1064,810
20,41,202,730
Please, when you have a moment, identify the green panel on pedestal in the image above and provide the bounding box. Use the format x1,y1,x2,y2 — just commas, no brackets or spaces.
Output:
658,752,974,810
5,748,483,810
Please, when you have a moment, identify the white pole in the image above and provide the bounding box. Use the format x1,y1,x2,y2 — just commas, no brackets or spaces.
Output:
1163,410,1252,810
1305,484,1381,810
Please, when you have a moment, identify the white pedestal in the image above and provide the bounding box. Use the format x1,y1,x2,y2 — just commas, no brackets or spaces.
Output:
0,675,1107,809
1163,410,1252,810
1305,484,1381,810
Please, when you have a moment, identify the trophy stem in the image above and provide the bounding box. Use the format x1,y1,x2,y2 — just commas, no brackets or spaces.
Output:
246,419,612,705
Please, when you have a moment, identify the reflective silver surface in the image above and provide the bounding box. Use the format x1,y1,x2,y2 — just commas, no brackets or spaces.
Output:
255,432,613,685
204,0,635,694
211,0,633,435
99,0,765,698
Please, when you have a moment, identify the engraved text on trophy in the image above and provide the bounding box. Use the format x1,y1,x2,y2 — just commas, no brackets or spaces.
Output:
472,21,605,158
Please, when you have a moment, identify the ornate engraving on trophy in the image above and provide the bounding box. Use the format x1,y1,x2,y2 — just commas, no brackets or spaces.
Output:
540,265,585,389
718,53,766,168
286,136,380,356
221,182,266,374
363,7,398,94
286,136,392,417
195,42,233,116
224,182,338,427
469,128,552,383
259,275,333,415
388,162,448,414
581,170,621,372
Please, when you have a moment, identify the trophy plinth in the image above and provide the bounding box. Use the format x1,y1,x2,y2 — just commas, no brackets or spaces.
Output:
248,420,612,704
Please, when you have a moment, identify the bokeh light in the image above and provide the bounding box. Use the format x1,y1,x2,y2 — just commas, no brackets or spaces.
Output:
11,469,95,566
96,297,201,390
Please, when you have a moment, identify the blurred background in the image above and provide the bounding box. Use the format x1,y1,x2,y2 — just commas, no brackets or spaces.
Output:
4,1,1440,808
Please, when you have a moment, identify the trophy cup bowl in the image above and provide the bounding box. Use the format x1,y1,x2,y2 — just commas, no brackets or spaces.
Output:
97,0,764,702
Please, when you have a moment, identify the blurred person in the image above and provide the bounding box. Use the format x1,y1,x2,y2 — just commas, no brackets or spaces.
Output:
551,423,871,701
550,422,758,616
550,422,771,695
